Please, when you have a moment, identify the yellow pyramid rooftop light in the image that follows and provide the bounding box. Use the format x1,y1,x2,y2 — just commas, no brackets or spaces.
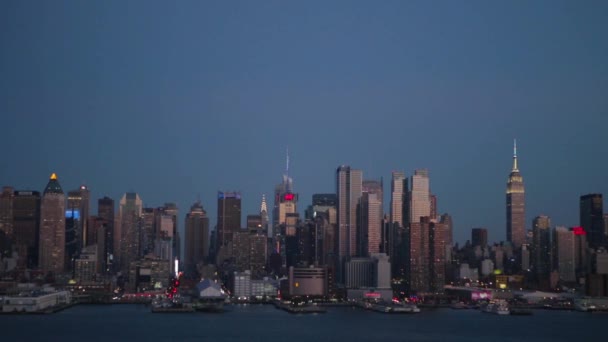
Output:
50,173,58,180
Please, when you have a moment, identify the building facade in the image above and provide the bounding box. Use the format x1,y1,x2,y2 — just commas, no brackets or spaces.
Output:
580,194,604,248
184,201,209,275
507,140,525,248
39,173,66,275
532,215,551,287
409,170,430,224
216,191,241,259
118,192,143,275
336,166,362,262
553,226,576,283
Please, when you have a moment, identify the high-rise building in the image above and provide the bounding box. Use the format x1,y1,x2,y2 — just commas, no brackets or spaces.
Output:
390,172,406,228
311,194,337,223
67,186,90,247
249,230,267,277
273,150,297,233
472,228,488,248
39,173,66,275
141,207,157,256
570,226,588,278
155,210,175,265
336,166,362,261
97,196,115,271
118,192,143,274
389,172,408,285
360,180,383,257
184,201,209,275
216,191,241,260
430,194,437,221
532,215,551,287
246,215,262,230
0,187,14,240
507,140,525,248
429,220,448,292
440,213,453,248
553,226,575,283
409,170,430,224
13,190,41,268
580,194,604,248
408,217,430,293
605,214,608,242
161,203,179,262
66,187,89,271
65,205,80,271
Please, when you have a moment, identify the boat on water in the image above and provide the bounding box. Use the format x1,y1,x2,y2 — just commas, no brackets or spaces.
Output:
359,300,421,314
274,301,327,314
151,299,195,313
574,300,596,312
450,302,467,310
481,300,510,315
397,303,421,313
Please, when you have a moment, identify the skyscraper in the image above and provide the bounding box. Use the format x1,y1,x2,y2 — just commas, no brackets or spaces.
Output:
430,194,437,221
507,140,525,248
440,213,453,248
409,170,430,224
429,220,448,292
260,194,269,232
39,173,66,275
185,201,209,275
472,228,488,248
390,172,406,228
161,203,179,262
360,180,383,256
0,187,14,239
118,192,143,274
389,172,408,284
67,186,90,246
13,190,41,268
408,217,430,293
97,196,115,272
580,194,604,248
216,191,241,258
66,186,89,270
273,149,297,233
553,226,575,283
532,215,551,288
336,166,362,260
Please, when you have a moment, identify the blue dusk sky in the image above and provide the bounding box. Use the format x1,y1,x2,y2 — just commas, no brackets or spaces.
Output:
1,0,607,244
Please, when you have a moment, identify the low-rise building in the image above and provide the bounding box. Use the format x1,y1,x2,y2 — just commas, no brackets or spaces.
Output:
2,290,71,313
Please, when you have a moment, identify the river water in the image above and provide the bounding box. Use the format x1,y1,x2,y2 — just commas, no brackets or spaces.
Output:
0,304,603,341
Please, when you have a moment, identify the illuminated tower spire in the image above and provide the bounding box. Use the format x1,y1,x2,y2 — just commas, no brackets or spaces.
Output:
260,194,269,231
260,194,268,213
512,139,519,171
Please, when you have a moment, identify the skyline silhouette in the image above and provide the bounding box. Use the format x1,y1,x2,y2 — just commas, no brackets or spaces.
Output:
1,1,607,244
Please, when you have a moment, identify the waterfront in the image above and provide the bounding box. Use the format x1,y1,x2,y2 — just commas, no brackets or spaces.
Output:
0,304,605,342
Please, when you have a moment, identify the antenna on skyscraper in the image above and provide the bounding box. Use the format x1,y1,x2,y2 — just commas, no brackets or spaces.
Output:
286,146,290,179
285,146,293,192
512,139,519,171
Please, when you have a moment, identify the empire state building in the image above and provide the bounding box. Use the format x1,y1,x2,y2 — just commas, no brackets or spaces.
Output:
506,140,525,248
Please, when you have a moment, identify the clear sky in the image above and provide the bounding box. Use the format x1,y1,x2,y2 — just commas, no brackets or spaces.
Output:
1,0,607,245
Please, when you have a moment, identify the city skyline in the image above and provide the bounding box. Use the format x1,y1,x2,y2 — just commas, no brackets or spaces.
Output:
2,1,607,245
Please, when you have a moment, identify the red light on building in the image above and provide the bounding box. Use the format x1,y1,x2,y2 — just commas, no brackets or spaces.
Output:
572,226,586,235
364,292,381,298
284,193,295,201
